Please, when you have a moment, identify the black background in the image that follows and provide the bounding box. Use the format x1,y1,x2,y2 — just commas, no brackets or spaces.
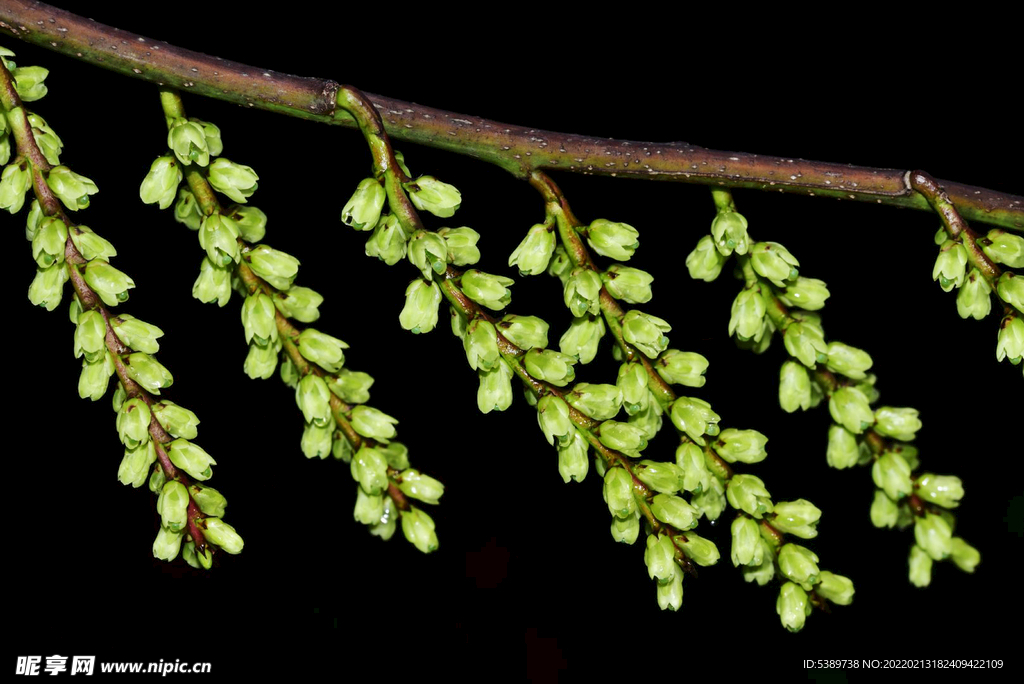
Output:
5,3,1021,679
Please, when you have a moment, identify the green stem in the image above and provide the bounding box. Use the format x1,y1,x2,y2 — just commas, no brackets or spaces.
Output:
2,0,1021,229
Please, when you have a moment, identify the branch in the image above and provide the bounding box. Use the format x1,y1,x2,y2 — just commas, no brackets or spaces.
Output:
1,0,1020,229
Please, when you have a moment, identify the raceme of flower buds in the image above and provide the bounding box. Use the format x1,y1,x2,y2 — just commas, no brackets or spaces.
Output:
586,218,639,261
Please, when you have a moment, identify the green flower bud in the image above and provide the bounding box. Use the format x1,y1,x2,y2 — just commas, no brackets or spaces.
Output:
407,230,448,278
997,313,1024,363
199,212,243,266
779,361,811,412
621,310,671,358
111,314,164,354
617,362,649,416
711,210,750,256
908,544,932,587
610,513,640,544
279,355,300,388
563,268,602,317
933,240,968,292
332,433,354,463
158,480,189,532
47,165,99,211
586,218,639,261
780,277,830,311
872,451,913,500
915,473,964,509
557,429,589,483
274,286,323,323
776,582,811,632
651,493,699,531
627,393,663,441
82,260,135,307
166,438,216,481
601,264,653,304
298,328,348,373
525,348,577,387
982,229,1024,268
828,386,875,434
771,499,821,539
401,506,439,553
241,293,278,346
74,309,106,363
822,343,872,382
636,460,684,495
187,118,221,156
656,563,684,611
301,423,333,459
676,531,719,567
509,223,556,275
726,474,773,518
123,352,173,394
354,488,385,525
915,513,953,560
351,445,389,495
996,272,1024,312
692,475,726,521
370,495,397,541
174,188,203,230
327,369,374,404
377,441,409,470
497,314,548,350
116,397,152,448
714,428,768,464
566,383,623,422
247,244,300,291
436,226,481,266
870,489,899,528
783,320,827,368
13,65,49,101
742,540,776,585
462,269,514,310
296,374,332,427
181,541,213,570
228,205,266,243
0,132,7,167
78,352,114,400
874,406,921,442
669,397,720,446
341,178,386,229
27,114,62,165
537,395,573,446
477,359,514,413
399,279,442,334
405,176,461,218
547,245,573,283
729,288,767,340
603,467,636,519
25,199,43,240
817,571,855,605
190,484,227,518
826,424,860,469
463,319,500,371
0,161,31,213
350,405,399,443
203,518,244,554
244,340,280,380
152,526,183,562
686,235,727,281
676,442,711,495
192,257,232,307
207,158,258,203
731,516,763,566
167,119,209,166
118,441,156,488
399,469,444,506
645,533,676,583
558,315,605,365
656,350,708,388
68,225,116,262
598,420,648,457
750,241,800,286
139,156,182,209
32,216,67,267
956,269,992,320
949,537,980,573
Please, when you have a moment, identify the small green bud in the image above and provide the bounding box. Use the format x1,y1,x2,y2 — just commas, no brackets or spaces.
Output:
779,361,812,412
617,362,649,416
192,257,232,307
656,350,708,388
351,446,389,495
377,441,409,470
714,428,768,464
915,513,953,560
685,235,727,282
241,293,278,347
956,269,992,320
908,544,933,587
783,320,827,368
873,406,922,442
711,210,749,256
399,279,442,334
563,268,602,317
462,269,514,310
933,240,968,292
207,158,258,203
354,488,385,525
174,188,203,230
636,459,684,495
872,451,913,500
401,507,439,553
111,314,164,354
601,264,653,304
603,467,636,519
982,229,1024,268
587,218,639,261
182,541,213,570
870,489,899,528
691,475,726,521
537,395,574,446
817,571,855,605
726,473,773,518
341,178,386,229
28,118,60,163
166,438,216,481
46,165,99,211
742,540,776,586
547,245,573,283
191,484,227,518
203,518,244,554
68,225,116,262
598,420,648,457
780,277,830,311
25,199,43,240
729,288,767,340
776,582,811,632
826,424,860,469
32,216,67,267
627,394,663,441
566,383,623,421
158,480,189,532
139,156,182,209
13,65,49,101
152,526,183,562
669,397,720,446
915,473,964,509
750,241,800,286
247,244,300,291
244,340,280,380
644,533,677,583
332,433,354,463
997,313,1024,363
557,429,589,483
651,493,699,531
949,537,980,573
198,212,241,266
274,286,323,323
77,352,114,400
82,260,135,307
656,563,684,611
188,118,222,156
558,315,605,365
117,441,156,488
996,272,1024,313
477,359,514,413
298,328,348,373
677,531,719,566
509,223,556,275
731,515,763,566
610,513,640,544
524,348,577,387
74,310,106,363
675,442,711,495
0,161,32,214
150,401,199,440
116,397,152,448
399,469,444,505
227,205,266,243
279,355,300,388
405,176,461,218
771,499,821,539
370,496,397,541
123,352,173,394
828,386,875,434
365,215,408,265
497,314,549,350
463,319,500,371
327,369,373,404
407,230,448,279
621,310,671,359
825,342,873,380
167,119,210,166
350,405,399,443
437,226,481,266
296,374,332,427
